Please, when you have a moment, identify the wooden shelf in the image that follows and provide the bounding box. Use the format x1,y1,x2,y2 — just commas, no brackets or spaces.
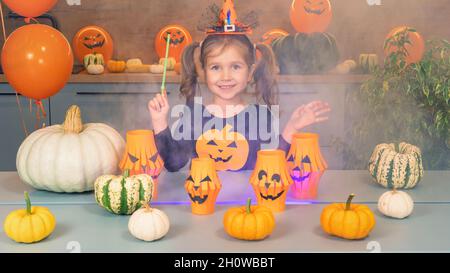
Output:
0,72,370,84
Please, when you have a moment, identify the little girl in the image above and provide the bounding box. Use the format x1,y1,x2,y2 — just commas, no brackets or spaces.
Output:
148,34,331,172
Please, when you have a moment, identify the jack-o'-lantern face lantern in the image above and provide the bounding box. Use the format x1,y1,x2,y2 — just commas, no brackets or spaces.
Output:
73,25,114,63
384,26,425,65
286,133,327,199
290,0,332,33
250,150,293,212
185,158,222,215
196,124,249,171
155,25,192,63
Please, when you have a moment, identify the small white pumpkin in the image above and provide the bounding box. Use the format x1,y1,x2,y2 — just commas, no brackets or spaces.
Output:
150,64,165,74
86,64,104,75
128,203,170,242
378,189,414,219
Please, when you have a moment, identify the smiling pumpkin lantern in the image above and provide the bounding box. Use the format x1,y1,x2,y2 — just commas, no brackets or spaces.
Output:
155,25,192,63
185,158,222,215
286,133,327,199
290,0,332,33
250,150,293,212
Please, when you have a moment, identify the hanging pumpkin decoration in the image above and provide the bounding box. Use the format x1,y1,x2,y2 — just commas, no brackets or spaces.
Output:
107,60,126,73
286,133,327,199
271,32,339,74
16,105,125,193
250,149,293,212
119,130,164,199
73,25,114,64
196,124,249,171
368,142,423,189
384,26,425,65
378,188,414,219
83,53,105,75
223,198,275,241
290,0,332,34
4,192,56,244
321,194,376,240
185,158,222,215
94,170,154,215
155,25,192,63
260,28,289,46
128,202,170,242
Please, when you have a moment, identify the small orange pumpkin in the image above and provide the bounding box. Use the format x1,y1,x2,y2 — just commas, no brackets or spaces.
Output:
223,198,275,241
184,158,222,215
155,25,192,63
196,124,249,171
107,60,126,73
290,0,332,33
321,194,376,240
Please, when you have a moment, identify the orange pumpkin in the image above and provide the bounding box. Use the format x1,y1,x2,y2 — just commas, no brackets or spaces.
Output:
155,25,192,63
174,63,181,75
260,28,289,45
72,26,114,64
119,130,164,200
196,124,249,171
250,150,293,212
185,158,222,215
290,0,332,34
384,26,425,65
286,133,327,199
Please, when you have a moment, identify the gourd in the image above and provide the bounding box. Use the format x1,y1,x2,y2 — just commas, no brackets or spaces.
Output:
359,54,378,73
4,192,56,243
150,64,165,74
368,142,423,189
223,198,275,240
83,53,105,75
378,188,414,219
94,170,154,215
16,105,125,193
158,57,176,70
107,60,126,73
128,202,170,242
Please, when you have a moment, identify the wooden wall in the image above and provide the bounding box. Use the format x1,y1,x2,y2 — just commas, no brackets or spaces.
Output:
1,0,449,65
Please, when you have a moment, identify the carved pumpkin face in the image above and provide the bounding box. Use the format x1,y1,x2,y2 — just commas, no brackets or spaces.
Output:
261,29,289,45
196,124,249,171
185,158,222,215
119,130,164,199
384,26,425,65
250,150,293,212
286,133,327,199
73,26,114,63
290,0,332,33
155,25,192,63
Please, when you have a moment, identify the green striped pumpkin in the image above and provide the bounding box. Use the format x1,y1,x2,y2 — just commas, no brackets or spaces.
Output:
94,170,154,215
368,142,423,189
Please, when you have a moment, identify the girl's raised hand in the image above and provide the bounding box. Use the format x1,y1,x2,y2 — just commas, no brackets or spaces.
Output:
288,100,331,131
148,92,170,134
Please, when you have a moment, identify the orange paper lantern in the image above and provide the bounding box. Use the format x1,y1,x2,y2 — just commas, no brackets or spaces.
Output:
119,130,164,199
72,26,114,64
155,25,192,63
384,26,425,65
1,24,73,100
286,133,327,199
3,0,57,19
290,0,332,34
185,158,222,215
250,150,293,212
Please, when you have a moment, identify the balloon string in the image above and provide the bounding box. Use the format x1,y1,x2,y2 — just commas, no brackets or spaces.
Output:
15,92,29,137
25,17,40,24
34,100,47,117
0,2,7,41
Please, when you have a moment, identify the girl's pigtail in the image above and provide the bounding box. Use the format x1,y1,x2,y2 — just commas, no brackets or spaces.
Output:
180,42,201,106
253,43,279,108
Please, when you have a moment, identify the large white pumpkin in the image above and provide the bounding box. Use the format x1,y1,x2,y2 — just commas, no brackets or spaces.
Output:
16,105,125,193
128,204,170,242
378,189,414,219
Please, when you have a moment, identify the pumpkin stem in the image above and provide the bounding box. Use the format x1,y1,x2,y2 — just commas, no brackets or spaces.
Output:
123,169,130,179
24,191,32,215
392,186,397,193
345,194,356,211
246,198,252,214
63,105,83,134
141,201,152,212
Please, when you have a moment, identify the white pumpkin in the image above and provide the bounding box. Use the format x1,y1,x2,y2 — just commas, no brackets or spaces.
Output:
378,189,414,219
128,204,170,242
16,105,125,193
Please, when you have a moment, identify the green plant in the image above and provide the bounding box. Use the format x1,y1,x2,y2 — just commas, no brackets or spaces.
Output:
333,29,450,170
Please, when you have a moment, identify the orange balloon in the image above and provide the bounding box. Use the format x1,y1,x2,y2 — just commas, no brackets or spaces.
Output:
384,26,425,64
3,0,57,18
261,28,289,45
72,26,114,63
155,25,192,63
1,24,73,100
290,0,332,33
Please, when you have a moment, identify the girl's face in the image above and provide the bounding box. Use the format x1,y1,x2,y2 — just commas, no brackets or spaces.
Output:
204,44,254,103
